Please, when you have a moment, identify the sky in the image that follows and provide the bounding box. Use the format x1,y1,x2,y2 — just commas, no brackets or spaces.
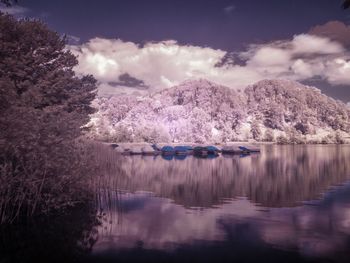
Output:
1,0,350,102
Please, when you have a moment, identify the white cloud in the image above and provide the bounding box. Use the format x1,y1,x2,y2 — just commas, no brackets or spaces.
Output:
324,58,350,85
69,33,350,95
69,39,232,92
249,47,291,66
292,34,344,55
291,59,325,79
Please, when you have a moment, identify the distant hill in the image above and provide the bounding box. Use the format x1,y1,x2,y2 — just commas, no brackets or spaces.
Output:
88,79,350,144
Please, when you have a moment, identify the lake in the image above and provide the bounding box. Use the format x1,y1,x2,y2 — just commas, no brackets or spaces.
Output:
88,144,350,263
2,145,350,263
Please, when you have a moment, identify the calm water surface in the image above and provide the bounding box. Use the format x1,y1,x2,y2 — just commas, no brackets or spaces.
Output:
88,145,350,263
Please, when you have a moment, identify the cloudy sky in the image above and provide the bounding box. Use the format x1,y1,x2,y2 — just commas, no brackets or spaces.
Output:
1,0,350,101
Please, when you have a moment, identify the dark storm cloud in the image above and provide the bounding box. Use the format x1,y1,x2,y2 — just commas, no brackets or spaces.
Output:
309,21,350,48
108,73,149,90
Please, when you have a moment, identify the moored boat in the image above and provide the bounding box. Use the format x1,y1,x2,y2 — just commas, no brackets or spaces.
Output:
174,146,191,155
221,146,242,154
142,145,160,155
206,146,220,154
193,146,208,157
238,146,261,153
110,143,119,149
161,146,175,155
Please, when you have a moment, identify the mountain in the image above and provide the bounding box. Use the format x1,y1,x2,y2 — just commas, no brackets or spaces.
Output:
88,79,350,144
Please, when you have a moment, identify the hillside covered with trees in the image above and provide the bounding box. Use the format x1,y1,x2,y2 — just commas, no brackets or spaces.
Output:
90,79,350,144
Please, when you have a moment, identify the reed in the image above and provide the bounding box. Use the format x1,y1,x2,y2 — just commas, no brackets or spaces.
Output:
0,139,97,224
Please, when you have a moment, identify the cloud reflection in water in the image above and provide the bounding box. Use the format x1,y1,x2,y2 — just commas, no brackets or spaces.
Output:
92,145,350,261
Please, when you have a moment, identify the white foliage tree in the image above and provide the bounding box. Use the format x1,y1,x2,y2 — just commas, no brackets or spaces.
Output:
89,79,350,144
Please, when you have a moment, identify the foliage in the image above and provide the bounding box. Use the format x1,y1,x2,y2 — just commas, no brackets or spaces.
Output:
91,79,246,143
90,79,350,144
250,120,262,141
0,14,97,223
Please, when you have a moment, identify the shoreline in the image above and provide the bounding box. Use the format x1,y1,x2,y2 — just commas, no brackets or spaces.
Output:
98,141,350,147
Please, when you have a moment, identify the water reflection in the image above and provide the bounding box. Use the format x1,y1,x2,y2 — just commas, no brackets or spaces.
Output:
97,145,350,208
0,205,98,263
91,145,350,262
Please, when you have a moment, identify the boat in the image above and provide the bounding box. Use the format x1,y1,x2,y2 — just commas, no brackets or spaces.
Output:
141,145,160,155
161,146,175,155
151,144,161,151
238,146,260,153
193,146,208,157
183,146,194,154
174,146,191,155
221,146,242,154
113,146,131,155
110,143,119,149
205,146,220,154
127,146,143,155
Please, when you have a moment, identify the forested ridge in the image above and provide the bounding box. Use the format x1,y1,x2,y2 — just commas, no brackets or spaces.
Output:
90,79,350,144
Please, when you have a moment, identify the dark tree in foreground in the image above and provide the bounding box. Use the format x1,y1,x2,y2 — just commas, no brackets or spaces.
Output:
343,0,350,9
0,13,97,223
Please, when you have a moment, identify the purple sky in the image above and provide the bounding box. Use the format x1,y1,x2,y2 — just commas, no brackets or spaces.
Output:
1,0,350,101
14,0,349,50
